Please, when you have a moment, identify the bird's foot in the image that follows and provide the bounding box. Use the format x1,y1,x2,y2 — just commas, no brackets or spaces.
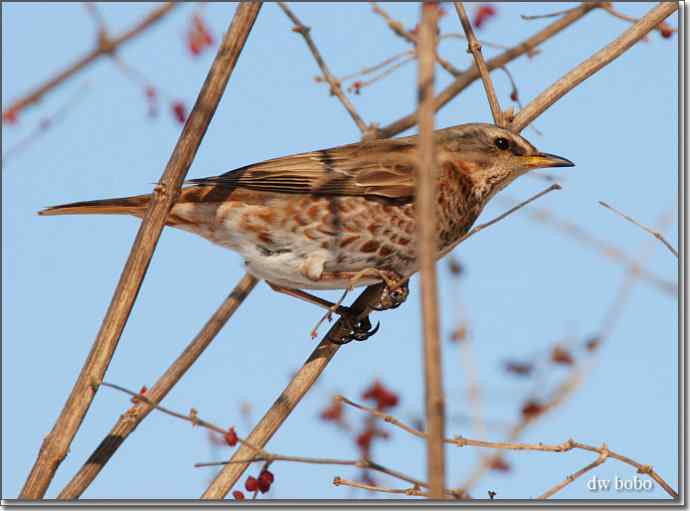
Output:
330,311,380,345
371,278,409,311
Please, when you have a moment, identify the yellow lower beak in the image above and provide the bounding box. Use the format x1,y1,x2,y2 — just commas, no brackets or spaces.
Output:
523,152,574,169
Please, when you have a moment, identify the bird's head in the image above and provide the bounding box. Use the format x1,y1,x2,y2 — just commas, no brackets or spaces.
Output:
437,123,573,201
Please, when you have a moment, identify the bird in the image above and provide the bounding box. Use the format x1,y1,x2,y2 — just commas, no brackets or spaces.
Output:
40,123,573,342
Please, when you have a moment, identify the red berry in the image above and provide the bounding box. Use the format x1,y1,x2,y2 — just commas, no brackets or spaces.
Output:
489,456,511,472
510,90,518,102
356,430,373,450
245,476,259,492
473,4,496,29
258,477,271,494
2,108,18,125
660,26,673,39
550,346,574,366
232,490,245,500
320,399,344,422
521,400,545,421
224,427,238,447
171,101,187,124
259,469,274,484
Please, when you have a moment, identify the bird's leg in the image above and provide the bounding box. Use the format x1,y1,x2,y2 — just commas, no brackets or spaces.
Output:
266,282,378,343
267,282,349,316
345,268,410,311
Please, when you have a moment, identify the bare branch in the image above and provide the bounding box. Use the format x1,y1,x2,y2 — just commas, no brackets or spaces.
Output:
377,2,598,138
416,3,446,499
510,2,679,132
370,2,463,77
2,3,178,120
537,446,609,499
19,3,262,499
598,201,677,257
198,456,427,490
453,2,504,126
57,274,258,498
278,2,369,135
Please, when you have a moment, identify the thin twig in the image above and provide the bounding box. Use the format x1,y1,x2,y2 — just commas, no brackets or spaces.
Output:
3,3,178,120
416,3,446,499
598,201,677,257
453,2,504,126
334,477,429,498
377,2,598,138
599,2,676,35
19,3,262,499
197,455,426,490
510,2,679,132
497,197,677,295
537,446,609,499
277,2,369,135
369,2,463,77
95,381,264,456
520,5,585,21
57,274,258,499
461,183,562,242
2,83,91,166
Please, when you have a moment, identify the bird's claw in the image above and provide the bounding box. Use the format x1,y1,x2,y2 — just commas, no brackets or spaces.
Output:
371,279,409,311
330,313,380,345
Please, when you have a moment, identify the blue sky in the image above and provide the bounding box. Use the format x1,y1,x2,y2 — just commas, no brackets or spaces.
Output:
3,2,679,500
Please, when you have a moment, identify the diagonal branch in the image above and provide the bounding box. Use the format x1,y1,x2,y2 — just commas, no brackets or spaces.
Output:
2,3,178,120
277,2,369,135
598,201,678,257
377,2,598,138
415,2,446,499
510,2,679,132
200,283,387,498
57,274,258,499
453,2,504,127
19,3,263,499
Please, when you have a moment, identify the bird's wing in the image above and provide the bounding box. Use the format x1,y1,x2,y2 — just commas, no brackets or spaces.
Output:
187,138,418,200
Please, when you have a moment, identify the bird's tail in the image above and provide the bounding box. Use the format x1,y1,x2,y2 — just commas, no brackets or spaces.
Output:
38,194,151,217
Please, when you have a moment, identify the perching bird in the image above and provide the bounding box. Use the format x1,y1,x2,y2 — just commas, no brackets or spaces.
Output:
40,123,572,341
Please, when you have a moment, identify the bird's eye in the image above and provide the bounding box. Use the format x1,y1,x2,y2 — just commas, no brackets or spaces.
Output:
494,137,510,150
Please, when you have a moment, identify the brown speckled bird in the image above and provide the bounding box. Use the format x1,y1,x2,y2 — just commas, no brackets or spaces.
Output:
40,123,572,341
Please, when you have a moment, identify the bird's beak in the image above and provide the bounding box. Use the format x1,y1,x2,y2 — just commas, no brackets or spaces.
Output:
523,152,575,169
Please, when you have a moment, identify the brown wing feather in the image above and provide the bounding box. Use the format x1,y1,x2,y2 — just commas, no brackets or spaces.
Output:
187,137,418,200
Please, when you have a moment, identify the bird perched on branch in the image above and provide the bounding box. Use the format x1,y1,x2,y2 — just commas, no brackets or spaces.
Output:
40,123,572,342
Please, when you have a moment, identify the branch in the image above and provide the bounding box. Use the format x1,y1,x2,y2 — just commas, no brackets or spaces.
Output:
333,477,464,499
598,201,678,257
277,2,369,135
416,2,446,499
339,396,678,498
2,3,178,120
57,274,258,498
377,2,598,138
460,183,561,243
496,197,677,295
200,283,388,498
453,2,504,126
19,3,262,499
510,2,679,132
198,456,426,490
537,446,609,499
369,2,463,77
